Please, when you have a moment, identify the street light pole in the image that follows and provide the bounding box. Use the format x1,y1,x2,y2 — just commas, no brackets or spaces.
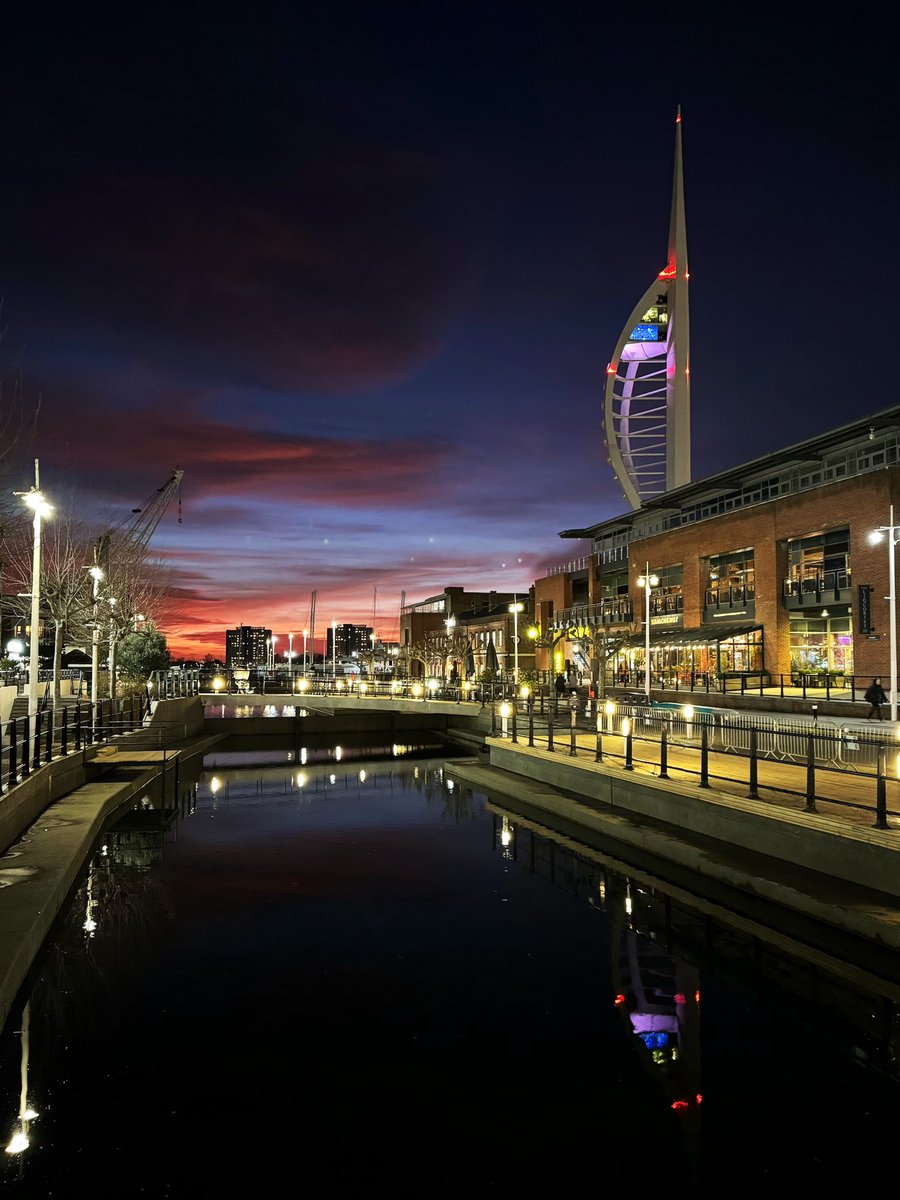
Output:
332,619,337,680
869,506,899,722
288,632,294,690
302,628,308,676
509,601,524,687
637,562,659,701
16,460,53,719
88,566,104,711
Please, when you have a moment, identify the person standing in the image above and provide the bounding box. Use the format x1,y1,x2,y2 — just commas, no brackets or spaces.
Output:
864,676,888,720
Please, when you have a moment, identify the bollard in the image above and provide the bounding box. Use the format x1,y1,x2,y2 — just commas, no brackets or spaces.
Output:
511,704,518,744
595,719,603,763
874,747,888,830
805,734,817,812
547,706,555,752
624,726,634,770
748,728,759,799
528,700,535,748
699,725,710,788
491,705,497,737
659,724,668,778
569,708,577,757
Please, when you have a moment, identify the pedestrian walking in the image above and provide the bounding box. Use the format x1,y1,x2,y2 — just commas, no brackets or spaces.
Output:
864,676,888,720
554,673,567,697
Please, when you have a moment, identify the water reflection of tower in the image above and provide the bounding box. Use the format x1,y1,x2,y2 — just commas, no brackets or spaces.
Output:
606,875,702,1166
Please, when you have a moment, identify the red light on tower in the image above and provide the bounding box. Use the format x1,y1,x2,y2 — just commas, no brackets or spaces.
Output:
606,362,617,375
614,993,626,1006
658,263,676,279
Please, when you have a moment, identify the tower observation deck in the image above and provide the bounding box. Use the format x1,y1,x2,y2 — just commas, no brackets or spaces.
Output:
604,108,691,509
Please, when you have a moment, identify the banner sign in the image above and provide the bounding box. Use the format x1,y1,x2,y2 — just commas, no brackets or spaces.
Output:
858,584,873,634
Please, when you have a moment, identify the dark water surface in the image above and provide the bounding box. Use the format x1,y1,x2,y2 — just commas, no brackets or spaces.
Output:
2,740,899,1197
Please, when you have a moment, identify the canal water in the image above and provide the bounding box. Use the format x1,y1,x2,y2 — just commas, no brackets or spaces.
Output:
1,737,899,1197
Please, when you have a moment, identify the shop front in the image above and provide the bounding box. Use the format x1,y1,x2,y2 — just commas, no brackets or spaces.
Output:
610,624,764,689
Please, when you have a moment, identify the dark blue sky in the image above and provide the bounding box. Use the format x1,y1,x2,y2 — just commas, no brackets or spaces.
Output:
1,6,895,654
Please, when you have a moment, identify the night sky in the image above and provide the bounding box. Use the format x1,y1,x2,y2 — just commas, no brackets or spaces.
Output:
1,8,895,657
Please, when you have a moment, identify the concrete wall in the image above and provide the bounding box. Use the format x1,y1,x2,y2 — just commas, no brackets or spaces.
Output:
487,740,900,902
0,746,104,856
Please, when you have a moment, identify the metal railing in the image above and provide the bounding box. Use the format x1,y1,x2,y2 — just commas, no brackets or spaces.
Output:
0,695,153,794
489,699,898,829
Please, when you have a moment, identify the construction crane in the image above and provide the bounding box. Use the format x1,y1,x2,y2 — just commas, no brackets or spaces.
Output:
94,467,184,570
88,468,183,708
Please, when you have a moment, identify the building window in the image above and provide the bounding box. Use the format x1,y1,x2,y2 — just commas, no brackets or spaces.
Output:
789,614,853,675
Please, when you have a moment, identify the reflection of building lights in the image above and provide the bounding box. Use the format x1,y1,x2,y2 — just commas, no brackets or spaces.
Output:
335,746,343,761
501,816,512,847
300,747,307,765
359,769,367,782
210,777,221,794
446,779,454,791
329,774,336,784
295,773,307,788
83,917,97,933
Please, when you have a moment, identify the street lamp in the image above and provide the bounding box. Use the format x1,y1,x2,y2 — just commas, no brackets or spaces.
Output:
868,506,899,721
15,463,53,718
508,601,524,686
636,562,659,700
87,564,105,711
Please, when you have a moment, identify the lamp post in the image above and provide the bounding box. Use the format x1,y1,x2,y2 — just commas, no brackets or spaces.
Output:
288,632,295,689
636,562,659,700
332,619,337,680
302,628,308,676
508,601,524,687
88,565,104,711
444,614,456,682
16,462,53,718
868,506,899,721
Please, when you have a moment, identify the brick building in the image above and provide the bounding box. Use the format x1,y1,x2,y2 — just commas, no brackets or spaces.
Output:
534,405,900,689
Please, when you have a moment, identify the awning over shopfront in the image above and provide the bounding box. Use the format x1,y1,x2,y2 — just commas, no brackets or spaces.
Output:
644,623,761,648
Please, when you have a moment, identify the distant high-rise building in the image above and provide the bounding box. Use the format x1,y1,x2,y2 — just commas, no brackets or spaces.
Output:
225,625,271,668
326,623,373,658
604,107,691,509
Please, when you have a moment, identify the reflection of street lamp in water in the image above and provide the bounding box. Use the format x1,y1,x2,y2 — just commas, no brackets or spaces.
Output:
5,1001,37,1156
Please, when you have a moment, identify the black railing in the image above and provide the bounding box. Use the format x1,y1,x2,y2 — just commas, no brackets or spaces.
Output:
782,570,851,602
1,694,152,794
488,702,900,825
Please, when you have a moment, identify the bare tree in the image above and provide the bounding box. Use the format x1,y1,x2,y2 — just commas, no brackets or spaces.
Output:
1,507,95,707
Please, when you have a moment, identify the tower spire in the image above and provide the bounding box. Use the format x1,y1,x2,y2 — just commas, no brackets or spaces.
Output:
602,109,692,507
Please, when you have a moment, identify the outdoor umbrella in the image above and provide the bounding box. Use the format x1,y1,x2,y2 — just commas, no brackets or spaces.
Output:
465,644,476,677
485,635,499,673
